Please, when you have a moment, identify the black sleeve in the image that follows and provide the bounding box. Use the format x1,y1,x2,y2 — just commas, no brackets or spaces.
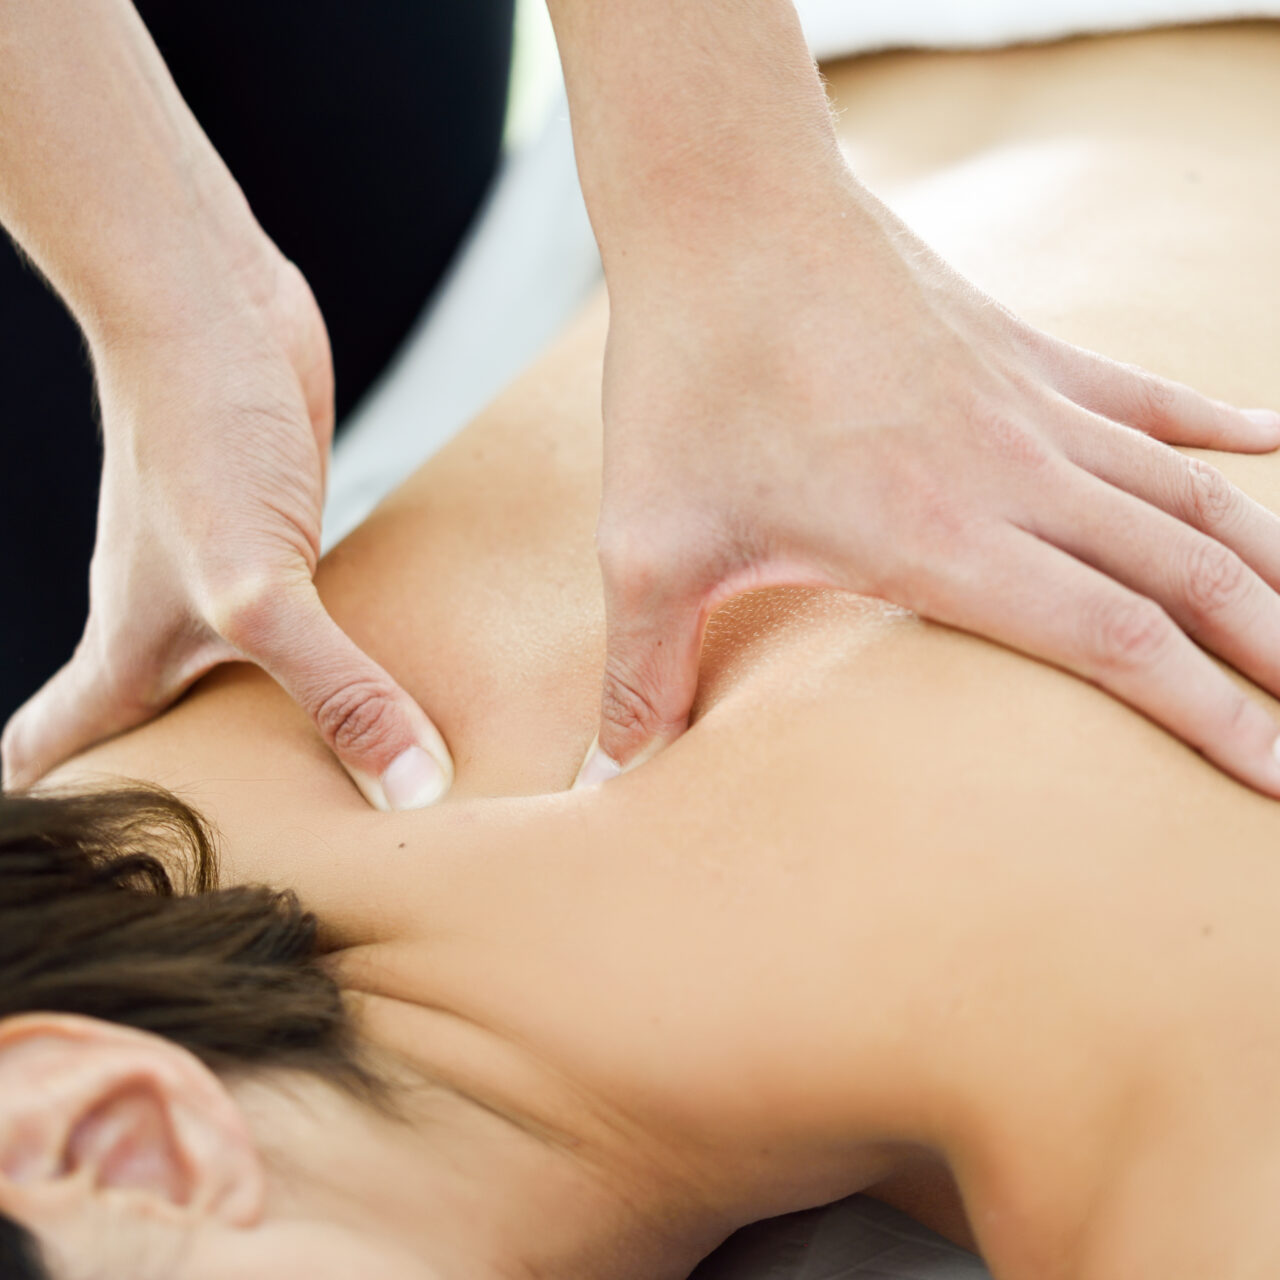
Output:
0,0,514,724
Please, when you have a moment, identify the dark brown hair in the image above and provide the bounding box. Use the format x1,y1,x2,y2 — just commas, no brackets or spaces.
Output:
0,785,375,1280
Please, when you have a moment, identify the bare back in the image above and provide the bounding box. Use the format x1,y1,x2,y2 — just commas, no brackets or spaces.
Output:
50,21,1280,1260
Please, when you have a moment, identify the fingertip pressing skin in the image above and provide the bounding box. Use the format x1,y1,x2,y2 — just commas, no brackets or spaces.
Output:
376,745,452,811
347,718,455,812
572,733,675,791
572,738,624,790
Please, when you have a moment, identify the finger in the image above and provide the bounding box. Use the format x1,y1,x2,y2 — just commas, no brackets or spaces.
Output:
575,553,709,788
927,528,1280,797
1049,347,1280,452
1062,413,1280,587
216,580,454,810
1032,467,1280,702
1,640,153,791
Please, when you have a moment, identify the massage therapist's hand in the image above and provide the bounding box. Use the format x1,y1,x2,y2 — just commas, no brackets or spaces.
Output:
575,194,1280,797
552,0,1280,799
0,255,453,809
0,0,450,808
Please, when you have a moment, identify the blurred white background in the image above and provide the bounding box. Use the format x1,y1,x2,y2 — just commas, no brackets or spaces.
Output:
508,0,561,147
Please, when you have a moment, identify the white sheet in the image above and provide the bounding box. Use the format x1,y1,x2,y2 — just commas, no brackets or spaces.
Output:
795,0,1280,59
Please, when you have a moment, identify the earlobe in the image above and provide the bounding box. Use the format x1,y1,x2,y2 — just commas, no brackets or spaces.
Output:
0,1014,265,1232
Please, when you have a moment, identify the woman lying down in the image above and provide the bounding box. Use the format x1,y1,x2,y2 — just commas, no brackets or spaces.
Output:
4,22,1280,1280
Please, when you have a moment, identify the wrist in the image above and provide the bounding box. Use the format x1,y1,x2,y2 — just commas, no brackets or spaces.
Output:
594,142,862,287
550,0,855,288
78,193,278,356
81,199,294,378
0,0,280,356
88,228,330,464
599,174,903,330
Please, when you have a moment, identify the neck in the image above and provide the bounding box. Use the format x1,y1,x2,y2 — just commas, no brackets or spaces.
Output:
219,1057,725,1280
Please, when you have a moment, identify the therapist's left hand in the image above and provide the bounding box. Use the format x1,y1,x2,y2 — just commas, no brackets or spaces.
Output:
575,196,1280,796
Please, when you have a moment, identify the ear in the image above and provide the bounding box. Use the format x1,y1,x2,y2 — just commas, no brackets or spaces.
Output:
0,1014,265,1240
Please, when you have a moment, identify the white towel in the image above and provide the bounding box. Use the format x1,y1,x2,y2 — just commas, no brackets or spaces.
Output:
795,0,1280,60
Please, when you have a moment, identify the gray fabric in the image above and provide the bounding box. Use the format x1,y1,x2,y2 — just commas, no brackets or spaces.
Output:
691,1197,991,1280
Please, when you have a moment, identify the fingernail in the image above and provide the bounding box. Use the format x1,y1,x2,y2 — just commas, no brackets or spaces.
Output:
573,739,623,790
1243,409,1280,430
380,745,448,811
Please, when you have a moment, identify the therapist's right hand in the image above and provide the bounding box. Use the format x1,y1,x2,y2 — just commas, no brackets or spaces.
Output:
0,253,453,810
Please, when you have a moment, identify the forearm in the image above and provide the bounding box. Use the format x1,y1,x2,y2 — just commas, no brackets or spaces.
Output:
0,0,266,347
544,0,865,285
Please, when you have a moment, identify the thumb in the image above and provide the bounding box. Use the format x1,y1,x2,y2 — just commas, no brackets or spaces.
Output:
1,640,151,792
574,570,707,789
221,581,454,811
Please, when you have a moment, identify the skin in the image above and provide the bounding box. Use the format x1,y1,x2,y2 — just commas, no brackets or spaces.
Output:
6,22,1280,1280
550,0,1280,791
5,4,1280,812
0,0,452,810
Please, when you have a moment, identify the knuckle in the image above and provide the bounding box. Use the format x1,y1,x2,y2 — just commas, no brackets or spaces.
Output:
1085,596,1172,671
600,656,671,745
879,552,944,615
1221,687,1260,742
1180,539,1249,620
972,405,1051,472
879,504,983,614
596,518,662,588
1181,458,1241,531
1140,374,1178,417
1005,315,1055,362
901,472,969,551
1128,372,1179,431
312,681,404,760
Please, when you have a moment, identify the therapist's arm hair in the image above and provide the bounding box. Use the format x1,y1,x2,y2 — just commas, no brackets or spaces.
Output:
0,0,269,349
